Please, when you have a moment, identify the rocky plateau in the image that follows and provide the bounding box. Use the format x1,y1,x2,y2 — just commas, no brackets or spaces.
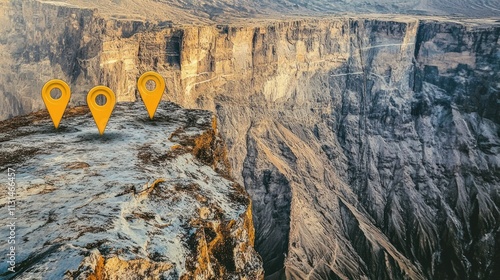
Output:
0,102,264,279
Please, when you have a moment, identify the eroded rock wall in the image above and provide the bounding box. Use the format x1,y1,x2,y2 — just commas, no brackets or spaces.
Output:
140,17,499,280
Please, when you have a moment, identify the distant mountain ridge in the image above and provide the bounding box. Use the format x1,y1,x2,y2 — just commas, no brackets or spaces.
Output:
23,0,500,22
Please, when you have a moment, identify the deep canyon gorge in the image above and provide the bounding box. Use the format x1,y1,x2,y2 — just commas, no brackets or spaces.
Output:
0,0,499,279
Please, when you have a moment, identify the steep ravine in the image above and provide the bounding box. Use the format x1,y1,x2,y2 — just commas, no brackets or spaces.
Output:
1,1,499,279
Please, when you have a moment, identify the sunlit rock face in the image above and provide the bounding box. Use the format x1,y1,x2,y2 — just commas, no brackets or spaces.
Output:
0,102,263,279
167,18,499,280
0,1,499,279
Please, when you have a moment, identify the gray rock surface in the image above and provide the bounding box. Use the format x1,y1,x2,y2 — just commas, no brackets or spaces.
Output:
0,103,263,279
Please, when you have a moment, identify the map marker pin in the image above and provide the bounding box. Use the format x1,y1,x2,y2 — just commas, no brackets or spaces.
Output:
87,86,116,135
41,79,71,129
137,71,166,119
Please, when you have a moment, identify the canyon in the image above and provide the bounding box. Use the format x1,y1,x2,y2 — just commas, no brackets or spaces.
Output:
0,0,499,279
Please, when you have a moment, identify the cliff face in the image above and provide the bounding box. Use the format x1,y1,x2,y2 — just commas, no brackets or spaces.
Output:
1,1,499,279
0,103,263,279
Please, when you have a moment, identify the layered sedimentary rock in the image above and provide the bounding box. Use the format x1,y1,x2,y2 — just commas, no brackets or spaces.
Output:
1,0,499,279
0,103,263,279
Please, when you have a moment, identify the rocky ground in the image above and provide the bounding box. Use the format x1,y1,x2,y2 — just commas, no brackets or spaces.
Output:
0,102,263,279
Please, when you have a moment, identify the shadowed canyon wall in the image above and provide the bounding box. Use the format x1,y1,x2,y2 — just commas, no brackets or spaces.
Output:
1,1,499,279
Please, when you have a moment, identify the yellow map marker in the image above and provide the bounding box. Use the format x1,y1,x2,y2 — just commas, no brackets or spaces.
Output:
41,79,71,129
137,71,166,119
87,86,116,135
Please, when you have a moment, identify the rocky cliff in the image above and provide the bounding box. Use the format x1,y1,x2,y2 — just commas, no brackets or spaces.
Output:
1,0,499,279
0,102,263,279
